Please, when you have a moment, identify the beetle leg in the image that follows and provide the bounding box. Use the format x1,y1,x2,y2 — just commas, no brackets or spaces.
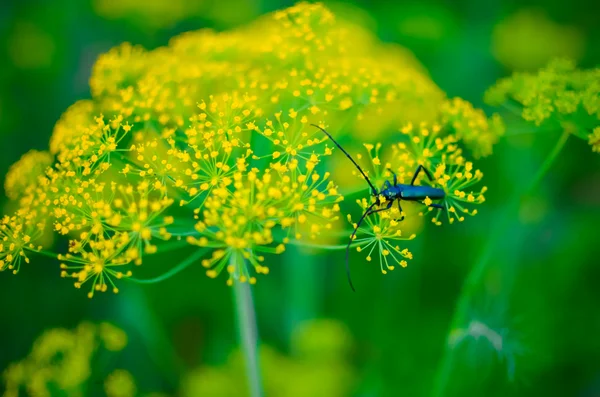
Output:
425,202,444,209
387,168,398,186
395,200,405,221
366,200,394,217
411,164,434,185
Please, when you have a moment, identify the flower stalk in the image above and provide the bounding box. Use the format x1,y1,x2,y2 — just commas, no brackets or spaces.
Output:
232,256,263,397
431,130,570,396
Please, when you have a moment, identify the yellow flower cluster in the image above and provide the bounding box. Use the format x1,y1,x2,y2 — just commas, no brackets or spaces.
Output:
3,2,501,292
4,150,53,201
441,98,505,158
339,120,489,270
104,369,137,397
485,58,599,151
3,322,127,397
349,198,416,275
0,214,44,274
394,123,486,224
590,127,600,153
187,165,341,284
4,319,353,397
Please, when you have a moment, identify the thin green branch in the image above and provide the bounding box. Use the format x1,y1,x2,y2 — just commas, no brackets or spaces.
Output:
525,130,571,196
232,255,263,397
26,248,59,260
155,238,195,251
285,240,366,250
431,130,570,397
128,248,209,284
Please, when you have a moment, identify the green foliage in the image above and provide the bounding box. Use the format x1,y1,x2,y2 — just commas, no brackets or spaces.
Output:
1,1,599,397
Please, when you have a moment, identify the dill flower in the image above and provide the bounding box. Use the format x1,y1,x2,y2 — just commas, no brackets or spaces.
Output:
27,112,180,296
291,319,353,360
3,150,54,259
49,170,176,297
50,100,96,154
187,166,341,285
348,198,415,274
279,169,342,240
2,1,501,295
47,174,175,297
252,112,343,239
89,1,450,144
59,233,134,298
4,150,53,201
89,42,148,99
186,181,282,285
485,58,599,147
104,369,137,397
440,97,505,158
392,122,487,225
428,159,486,225
3,322,127,397
252,109,333,169
320,119,487,281
99,322,129,351
173,92,258,204
52,114,130,170
0,214,44,274
589,127,600,153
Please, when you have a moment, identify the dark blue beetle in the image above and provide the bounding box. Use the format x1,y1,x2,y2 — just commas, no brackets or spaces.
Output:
312,124,445,291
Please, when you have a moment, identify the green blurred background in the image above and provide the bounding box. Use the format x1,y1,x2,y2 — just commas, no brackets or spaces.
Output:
1,0,599,396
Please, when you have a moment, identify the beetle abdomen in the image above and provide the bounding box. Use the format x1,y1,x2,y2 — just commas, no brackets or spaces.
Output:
400,185,445,200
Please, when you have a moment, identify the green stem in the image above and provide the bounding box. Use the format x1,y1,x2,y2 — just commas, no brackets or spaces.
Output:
285,240,365,250
155,238,195,251
28,248,59,259
431,130,570,397
128,248,208,284
500,100,524,118
232,260,263,397
525,130,570,196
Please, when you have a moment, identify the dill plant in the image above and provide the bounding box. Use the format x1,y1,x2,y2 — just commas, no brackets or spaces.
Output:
432,58,600,396
3,319,353,397
1,3,505,395
3,322,128,397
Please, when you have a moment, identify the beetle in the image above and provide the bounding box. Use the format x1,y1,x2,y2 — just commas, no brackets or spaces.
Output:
311,124,445,291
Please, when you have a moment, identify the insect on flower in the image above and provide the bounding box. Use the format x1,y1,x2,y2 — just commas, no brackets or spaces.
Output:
312,124,445,291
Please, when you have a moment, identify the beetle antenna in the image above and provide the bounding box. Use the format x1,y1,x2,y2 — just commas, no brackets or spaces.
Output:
345,202,377,292
311,124,379,196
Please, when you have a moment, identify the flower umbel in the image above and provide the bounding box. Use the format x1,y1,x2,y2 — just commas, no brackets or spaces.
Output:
59,233,134,298
349,198,416,275
589,127,600,153
4,150,53,201
3,322,128,397
388,122,487,225
2,2,499,295
187,166,341,284
0,215,44,274
484,58,599,149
